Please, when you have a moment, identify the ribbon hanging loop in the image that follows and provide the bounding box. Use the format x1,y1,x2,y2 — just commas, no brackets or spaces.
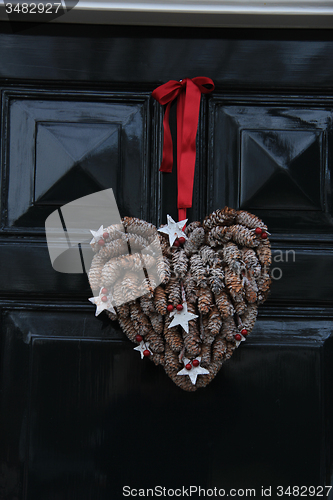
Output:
152,77,214,221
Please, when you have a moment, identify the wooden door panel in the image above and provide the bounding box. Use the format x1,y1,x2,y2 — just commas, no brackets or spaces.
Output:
3,91,154,230
208,96,333,233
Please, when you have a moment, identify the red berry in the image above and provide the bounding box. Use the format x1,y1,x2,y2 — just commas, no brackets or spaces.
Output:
174,239,180,247
167,304,174,312
135,334,143,342
255,227,262,235
176,304,183,311
185,363,192,370
98,239,105,246
178,237,185,245
261,232,268,239
101,287,108,295
235,333,242,341
101,296,108,302
192,359,199,367
241,329,248,337
103,232,109,239
143,349,151,357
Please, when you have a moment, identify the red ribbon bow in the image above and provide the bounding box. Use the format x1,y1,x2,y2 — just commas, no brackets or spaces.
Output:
152,77,214,221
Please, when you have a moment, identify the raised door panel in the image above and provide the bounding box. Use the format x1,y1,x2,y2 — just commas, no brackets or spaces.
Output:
0,90,160,298
1,309,332,499
208,95,333,304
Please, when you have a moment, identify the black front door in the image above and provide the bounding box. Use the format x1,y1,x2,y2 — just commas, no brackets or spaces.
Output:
0,22,333,500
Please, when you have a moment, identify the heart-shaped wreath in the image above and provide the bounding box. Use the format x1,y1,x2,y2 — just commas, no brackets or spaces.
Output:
88,207,271,391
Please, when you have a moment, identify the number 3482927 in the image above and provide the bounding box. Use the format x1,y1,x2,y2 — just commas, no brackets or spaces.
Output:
5,3,62,14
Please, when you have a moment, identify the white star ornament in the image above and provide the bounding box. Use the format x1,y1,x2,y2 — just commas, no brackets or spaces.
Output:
158,215,188,247
90,225,105,245
168,303,198,333
88,290,116,316
134,341,152,359
177,357,210,385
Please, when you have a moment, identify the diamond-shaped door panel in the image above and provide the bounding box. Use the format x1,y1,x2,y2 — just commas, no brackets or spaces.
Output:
35,122,119,205
241,130,322,210
209,99,333,235
4,94,151,230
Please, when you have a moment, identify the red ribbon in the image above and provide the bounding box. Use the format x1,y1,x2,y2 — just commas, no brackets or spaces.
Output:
152,77,214,221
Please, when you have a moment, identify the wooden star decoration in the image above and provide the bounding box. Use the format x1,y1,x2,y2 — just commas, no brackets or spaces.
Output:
177,357,209,385
134,341,152,359
236,333,246,348
158,215,188,247
168,302,198,333
88,288,116,316
89,225,105,245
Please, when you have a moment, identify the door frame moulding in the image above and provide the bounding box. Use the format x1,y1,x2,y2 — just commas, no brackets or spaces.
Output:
0,1,333,28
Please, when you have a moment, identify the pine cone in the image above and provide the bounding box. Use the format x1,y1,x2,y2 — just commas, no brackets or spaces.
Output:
208,267,225,294
112,279,126,306
197,287,214,314
224,268,244,295
235,210,267,231
212,334,227,362
215,291,235,318
200,343,211,365
242,248,261,278
121,272,140,303
88,253,105,291
172,249,188,278
207,226,232,247
203,207,236,229
150,313,164,335
140,294,156,315
225,340,236,359
221,316,238,340
244,276,258,303
97,238,129,260
190,254,208,287
184,227,205,256
141,276,157,297
118,316,139,342
164,344,182,372
154,286,167,315
257,272,272,303
223,242,241,270
184,221,202,236
164,315,184,352
145,327,164,353
207,306,223,336
200,245,219,265
256,240,272,268
100,257,123,287
240,304,258,332
234,296,247,316
117,303,130,319
229,225,259,248
156,256,171,285
183,321,201,357
183,272,198,304
165,278,182,307
122,216,157,241
158,233,172,258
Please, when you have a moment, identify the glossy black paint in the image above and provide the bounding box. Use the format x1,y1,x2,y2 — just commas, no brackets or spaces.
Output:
0,22,332,500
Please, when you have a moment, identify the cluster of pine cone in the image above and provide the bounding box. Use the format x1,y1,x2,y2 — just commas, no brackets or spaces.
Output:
88,207,271,391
